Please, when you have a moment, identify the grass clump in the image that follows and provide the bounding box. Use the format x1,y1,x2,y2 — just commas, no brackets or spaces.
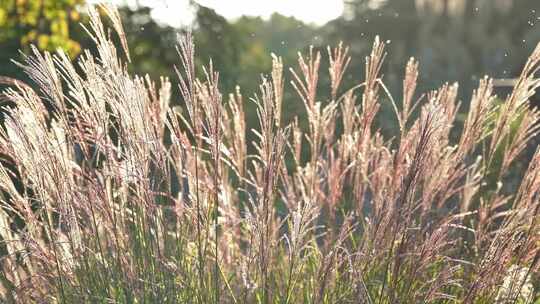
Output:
0,5,540,303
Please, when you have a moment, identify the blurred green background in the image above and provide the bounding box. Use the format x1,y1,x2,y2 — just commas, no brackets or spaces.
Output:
0,0,539,135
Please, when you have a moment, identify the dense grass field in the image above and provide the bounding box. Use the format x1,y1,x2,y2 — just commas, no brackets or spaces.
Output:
0,5,540,303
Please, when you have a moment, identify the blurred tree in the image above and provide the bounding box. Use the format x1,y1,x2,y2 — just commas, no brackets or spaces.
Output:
0,0,84,79
232,14,318,127
116,6,178,80
330,0,540,101
0,0,83,55
194,5,247,92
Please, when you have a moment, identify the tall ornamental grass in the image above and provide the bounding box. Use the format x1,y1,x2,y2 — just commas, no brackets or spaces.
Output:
0,5,540,303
